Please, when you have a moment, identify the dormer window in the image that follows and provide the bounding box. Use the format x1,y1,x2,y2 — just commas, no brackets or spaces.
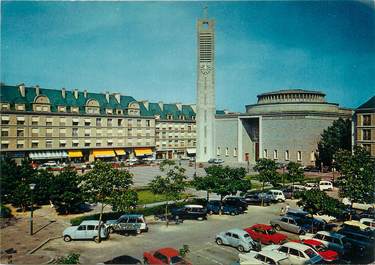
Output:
106,108,113,114
179,115,185,120
192,116,196,121
58,106,66,112
16,104,25,111
116,109,122,115
71,106,79,113
167,114,173,120
155,115,160,120
1,103,10,110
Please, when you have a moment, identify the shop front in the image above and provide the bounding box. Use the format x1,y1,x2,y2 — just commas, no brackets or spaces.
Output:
134,147,154,161
29,150,68,162
91,149,116,162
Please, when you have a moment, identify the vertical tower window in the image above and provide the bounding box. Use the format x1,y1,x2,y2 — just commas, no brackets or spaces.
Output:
225,147,229,156
297,151,302,161
233,148,237,157
273,150,278,160
263,149,268,158
285,150,289,161
217,147,221,156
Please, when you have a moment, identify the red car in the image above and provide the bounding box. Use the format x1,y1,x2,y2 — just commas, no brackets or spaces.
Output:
143,248,190,265
293,239,339,262
244,224,288,244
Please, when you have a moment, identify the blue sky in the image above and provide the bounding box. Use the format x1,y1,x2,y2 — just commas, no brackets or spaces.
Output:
1,1,374,111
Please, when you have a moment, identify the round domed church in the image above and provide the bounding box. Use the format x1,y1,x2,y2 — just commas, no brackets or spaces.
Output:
214,89,352,165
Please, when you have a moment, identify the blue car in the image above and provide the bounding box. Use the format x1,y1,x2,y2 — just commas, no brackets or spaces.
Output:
207,200,241,215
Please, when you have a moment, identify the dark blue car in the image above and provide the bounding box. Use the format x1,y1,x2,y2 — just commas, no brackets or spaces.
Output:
207,200,241,215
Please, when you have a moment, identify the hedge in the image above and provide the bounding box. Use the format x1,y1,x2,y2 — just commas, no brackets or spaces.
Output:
0,204,12,218
70,201,194,226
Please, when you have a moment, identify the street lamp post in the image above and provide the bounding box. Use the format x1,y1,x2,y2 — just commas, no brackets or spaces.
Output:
29,183,36,235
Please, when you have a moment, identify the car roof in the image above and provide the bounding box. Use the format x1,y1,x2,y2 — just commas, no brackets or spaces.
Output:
269,189,282,192
228,228,249,235
252,224,273,230
157,248,180,257
257,250,288,260
361,218,375,222
317,231,345,239
80,220,102,225
283,242,311,251
302,239,323,246
120,214,143,218
185,204,203,208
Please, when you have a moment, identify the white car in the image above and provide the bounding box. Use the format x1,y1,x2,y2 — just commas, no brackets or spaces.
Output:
304,183,318,191
263,242,323,265
319,181,333,191
267,190,285,202
300,231,349,256
239,250,289,265
360,218,375,230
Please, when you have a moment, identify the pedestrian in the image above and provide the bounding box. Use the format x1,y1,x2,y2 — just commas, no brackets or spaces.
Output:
285,203,290,214
280,207,285,216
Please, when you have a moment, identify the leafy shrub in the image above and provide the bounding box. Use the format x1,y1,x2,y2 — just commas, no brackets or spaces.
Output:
0,204,12,218
55,253,80,264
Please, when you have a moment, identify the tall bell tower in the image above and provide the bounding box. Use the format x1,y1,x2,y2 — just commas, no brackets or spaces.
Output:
196,8,215,162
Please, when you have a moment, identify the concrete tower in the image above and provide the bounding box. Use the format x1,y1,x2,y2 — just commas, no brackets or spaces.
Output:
196,9,215,162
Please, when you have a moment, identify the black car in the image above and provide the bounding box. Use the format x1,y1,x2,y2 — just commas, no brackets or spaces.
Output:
337,225,375,259
171,205,207,221
223,196,248,212
243,193,271,205
206,200,242,215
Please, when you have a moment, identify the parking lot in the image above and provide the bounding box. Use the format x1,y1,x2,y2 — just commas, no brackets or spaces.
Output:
38,202,298,264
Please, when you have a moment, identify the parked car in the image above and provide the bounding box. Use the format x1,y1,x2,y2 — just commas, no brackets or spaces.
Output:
215,228,261,252
292,239,339,263
337,221,375,258
62,220,109,242
224,196,248,212
286,208,337,232
244,224,288,245
263,242,323,265
238,250,289,265
266,190,285,202
303,166,320,172
270,216,310,235
208,158,224,164
143,248,190,265
281,188,293,199
360,218,375,230
304,183,318,190
171,205,207,221
206,200,241,215
300,231,350,257
243,193,271,206
319,181,333,191
106,214,148,234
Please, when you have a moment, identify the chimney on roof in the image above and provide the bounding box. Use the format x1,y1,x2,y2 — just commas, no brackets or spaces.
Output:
61,88,66,99
158,101,164,111
18,83,26,97
35,85,40,96
105,91,110,103
113,93,121,103
73,89,78,99
175,103,182,111
83,89,88,98
190,104,196,113
141,100,149,110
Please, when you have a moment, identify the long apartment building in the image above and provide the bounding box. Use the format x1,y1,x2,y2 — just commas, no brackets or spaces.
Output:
0,84,196,162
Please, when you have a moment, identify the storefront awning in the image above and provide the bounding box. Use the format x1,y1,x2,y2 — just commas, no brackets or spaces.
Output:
114,149,126,156
93,149,115,158
68,150,83,158
134,147,153,157
29,151,68,160
186,148,196,154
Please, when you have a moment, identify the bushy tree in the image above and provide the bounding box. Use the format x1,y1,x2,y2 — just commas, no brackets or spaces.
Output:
254,159,279,205
149,160,187,224
0,156,20,202
111,189,138,212
286,161,305,197
317,118,351,168
80,160,134,242
50,168,84,214
32,169,54,205
336,146,375,209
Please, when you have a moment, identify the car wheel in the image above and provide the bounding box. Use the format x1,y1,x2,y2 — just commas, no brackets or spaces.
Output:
216,238,223,245
277,199,283,203
299,230,306,235
143,258,149,264
109,227,114,233
63,235,71,242
93,236,100,243
230,211,236,216
274,224,281,231
237,245,245,252
209,210,214,215
197,217,204,221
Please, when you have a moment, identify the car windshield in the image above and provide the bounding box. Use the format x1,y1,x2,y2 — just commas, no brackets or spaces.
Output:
267,229,276,235
304,249,318,258
170,256,184,264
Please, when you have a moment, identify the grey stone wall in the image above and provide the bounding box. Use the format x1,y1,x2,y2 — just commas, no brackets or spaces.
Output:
215,118,238,162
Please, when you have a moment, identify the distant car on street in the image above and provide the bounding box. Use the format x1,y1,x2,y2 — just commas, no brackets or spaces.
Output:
243,193,271,206
319,181,333,191
244,224,288,245
62,220,109,242
171,205,207,221
206,200,241,215
105,214,148,234
215,228,261,252
238,250,290,265
292,239,339,263
266,190,285,202
208,158,224,164
224,196,248,212
143,248,191,265
270,216,310,235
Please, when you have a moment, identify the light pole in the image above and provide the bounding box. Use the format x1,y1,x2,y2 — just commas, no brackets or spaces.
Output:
29,183,36,235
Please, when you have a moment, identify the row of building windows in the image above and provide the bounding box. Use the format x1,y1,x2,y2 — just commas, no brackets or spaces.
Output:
216,147,238,157
362,129,372,141
362,115,372,126
263,149,312,162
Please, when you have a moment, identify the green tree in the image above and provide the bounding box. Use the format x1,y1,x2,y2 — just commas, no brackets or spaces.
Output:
192,170,217,201
0,156,20,203
149,160,187,224
317,118,351,168
336,146,375,213
49,168,84,214
286,161,305,197
205,165,251,204
32,169,54,205
111,189,138,212
253,159,279,205
80,160,134,242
